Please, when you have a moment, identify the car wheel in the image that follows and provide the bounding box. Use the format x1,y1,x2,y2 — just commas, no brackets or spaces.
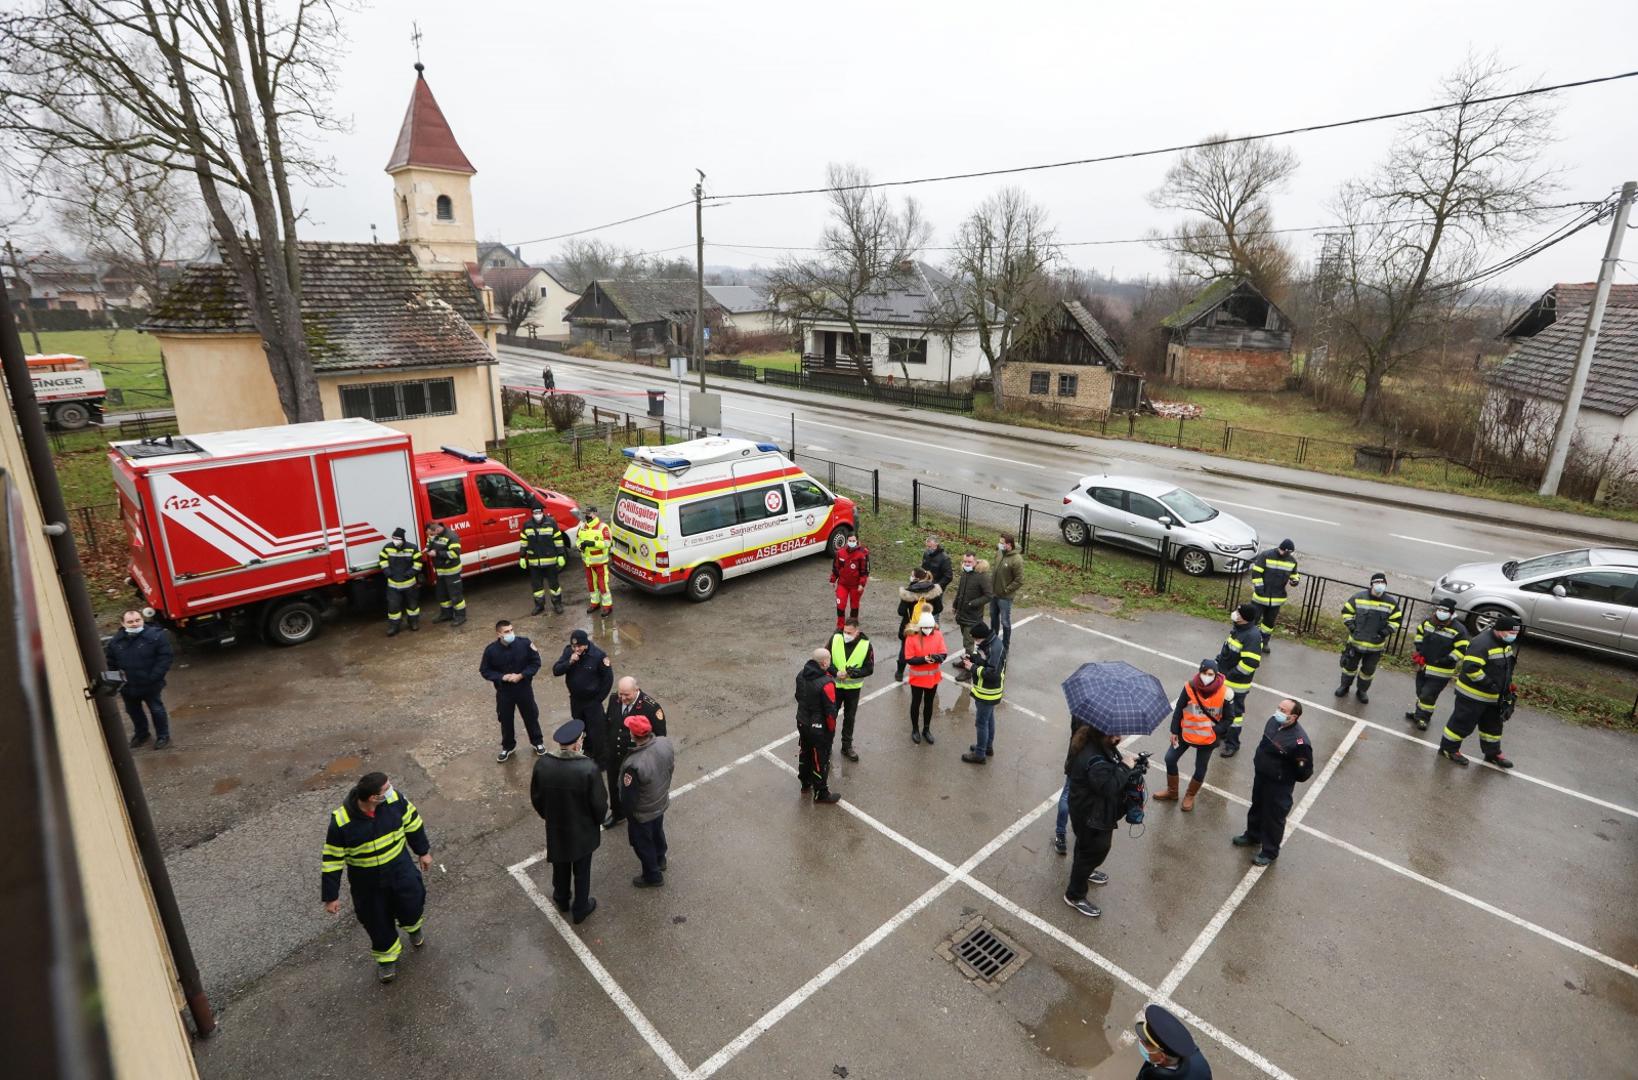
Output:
263,599,323,646
1467,604,1513,637
52,401,92,430
1177,546,1213,577
825,525,853,557
686,564,721,603
1060,518,1089,546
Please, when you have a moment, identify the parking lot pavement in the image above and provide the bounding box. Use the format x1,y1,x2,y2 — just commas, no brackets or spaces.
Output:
158,559,1636,1079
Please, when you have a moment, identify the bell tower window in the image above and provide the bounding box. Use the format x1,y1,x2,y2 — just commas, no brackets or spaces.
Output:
435,194,453,221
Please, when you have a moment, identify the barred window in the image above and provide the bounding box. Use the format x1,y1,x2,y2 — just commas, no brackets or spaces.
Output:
339,377,457,422
436,195,454,221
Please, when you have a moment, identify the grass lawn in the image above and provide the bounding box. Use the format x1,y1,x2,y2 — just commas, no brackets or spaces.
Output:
724,350,799,372
32,328,172,410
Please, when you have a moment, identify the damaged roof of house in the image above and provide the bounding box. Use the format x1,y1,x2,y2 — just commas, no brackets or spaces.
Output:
1487,304,1638,417
143,241,495,373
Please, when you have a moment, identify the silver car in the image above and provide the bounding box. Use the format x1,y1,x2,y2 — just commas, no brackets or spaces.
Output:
1430,548,1638,659
1059,474,1258,576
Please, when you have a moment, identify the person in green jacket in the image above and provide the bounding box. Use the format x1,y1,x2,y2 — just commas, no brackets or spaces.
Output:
989,532,1024,648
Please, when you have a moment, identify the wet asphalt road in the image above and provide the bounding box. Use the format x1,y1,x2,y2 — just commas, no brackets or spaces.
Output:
139,556,1637,1080
499,347,1625,594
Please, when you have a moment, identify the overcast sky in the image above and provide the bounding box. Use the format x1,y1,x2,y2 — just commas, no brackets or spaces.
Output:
118,1,1638,287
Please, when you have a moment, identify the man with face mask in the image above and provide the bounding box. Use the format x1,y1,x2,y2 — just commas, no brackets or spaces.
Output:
1132,1004,1212,1078
1213,603,1263,759
378,527,423,636
1334,572,1403,705
827,617,875,761
829,533,871,631
519,506,569,615
921,535,953,618
1232,699,1312,866
989,533,1024,649
480,619,545,762
1406,600,1466,731
105,609,175,749
952,550,993,656
321,772,432,983
1439,613,1520,768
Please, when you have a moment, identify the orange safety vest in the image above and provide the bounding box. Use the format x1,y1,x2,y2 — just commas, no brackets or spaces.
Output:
1180,680,1227,746
903,627,947,689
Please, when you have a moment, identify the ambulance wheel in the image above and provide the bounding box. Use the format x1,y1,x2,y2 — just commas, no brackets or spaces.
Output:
52,401,91,430
1177,546,1213,576
685,564,721,603
263,599,323,646
825,525,852,557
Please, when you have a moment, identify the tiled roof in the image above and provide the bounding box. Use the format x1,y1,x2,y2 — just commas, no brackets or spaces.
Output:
480,266,544,305
705,284,773,313
580,279,723,325
1159,278,1241,329
143,241,494,373
1487,305,1638,417
1064,300,1124,366
1501,282,1638,339
385,67,475,175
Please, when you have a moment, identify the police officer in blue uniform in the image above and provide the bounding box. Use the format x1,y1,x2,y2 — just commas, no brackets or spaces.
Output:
480,618,544,762
1134,1004,1212,1078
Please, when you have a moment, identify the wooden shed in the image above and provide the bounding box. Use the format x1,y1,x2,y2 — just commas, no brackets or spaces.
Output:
1159,278,1293,391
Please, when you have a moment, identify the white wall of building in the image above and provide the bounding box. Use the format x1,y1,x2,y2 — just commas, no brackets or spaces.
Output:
1481,385,1635,456
804,321,990,387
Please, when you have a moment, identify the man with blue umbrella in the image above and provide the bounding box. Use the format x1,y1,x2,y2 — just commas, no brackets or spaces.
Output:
1059,662,1166,918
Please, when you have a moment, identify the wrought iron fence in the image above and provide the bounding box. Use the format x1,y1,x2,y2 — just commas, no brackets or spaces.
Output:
790,450,880,514
1222,566,1428,660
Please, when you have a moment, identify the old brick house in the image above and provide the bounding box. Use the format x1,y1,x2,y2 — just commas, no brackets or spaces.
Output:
996,300,1131,418
1160,278,1293,391
565,279,724,356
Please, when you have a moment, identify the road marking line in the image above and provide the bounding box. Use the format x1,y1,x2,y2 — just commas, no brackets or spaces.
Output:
1209,499,1340,527
508,866,693,1080
687,794,1059,1080
1047,616,1638,821
1389,533,1493,554
1154,721,1364,1000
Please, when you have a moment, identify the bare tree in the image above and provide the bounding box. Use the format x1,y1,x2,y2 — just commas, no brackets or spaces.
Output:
1328,55,1559,423
1148,136,1298,298
944,187,1059,380
0,0,349,424
765,163,931,384
492,279,537,336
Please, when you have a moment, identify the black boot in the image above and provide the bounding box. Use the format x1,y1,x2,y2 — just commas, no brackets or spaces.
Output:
407,618,419,632
552,597,564,614
452,611,466,626
1355,685,1370,704
921,724,935,745
532,599,545,615
434,609,452,623
910,726,921,745
1334,677,1352,698
387,622,400,637
841,744,859,762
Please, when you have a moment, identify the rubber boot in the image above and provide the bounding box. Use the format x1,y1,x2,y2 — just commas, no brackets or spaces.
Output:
532,600,545,615
1152,774,1180,802
452,611,466,627
407,618,419,632
387,621,400,637
434,609,452,623
552,597,564,614
1181,779,1202,812
1334,675,1352,698
1355,680,1371,704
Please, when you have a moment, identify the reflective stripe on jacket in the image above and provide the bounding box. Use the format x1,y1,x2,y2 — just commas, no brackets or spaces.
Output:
1249,549,1300,604
903,628,947,688
1179,681,1226,745
1454,629,1516,703
378,540,423,587
427,530,463,576
321,790,428,902
519,521,568,567
1216,622,1263,691
970,638,1006,702
578,519,611,565
1341,590,1403,651
1414,620,1466,676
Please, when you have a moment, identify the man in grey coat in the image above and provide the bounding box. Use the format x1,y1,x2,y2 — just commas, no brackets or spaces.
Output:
619,714,675,888
529,719,607,924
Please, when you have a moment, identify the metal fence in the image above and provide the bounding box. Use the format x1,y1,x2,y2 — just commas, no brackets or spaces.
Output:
790,450,880,514
1221,567,1430,660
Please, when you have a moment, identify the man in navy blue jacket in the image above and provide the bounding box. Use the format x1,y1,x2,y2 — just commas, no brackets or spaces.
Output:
552,628,617,823
105,610,175,749
480,619,544,762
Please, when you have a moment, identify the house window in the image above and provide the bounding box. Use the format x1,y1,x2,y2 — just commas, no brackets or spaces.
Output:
539,286,549,298
1028,371,1050,395
1503,396,1525,424
1057,373,1079,397
436,195,453,221
888,337,927,365
338,377,456,422
605,329,613,343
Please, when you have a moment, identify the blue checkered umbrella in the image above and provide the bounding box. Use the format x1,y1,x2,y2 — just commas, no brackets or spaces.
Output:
1060,661,1171,737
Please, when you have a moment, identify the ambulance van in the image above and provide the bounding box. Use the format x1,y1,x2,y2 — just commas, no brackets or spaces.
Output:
608,437,857,601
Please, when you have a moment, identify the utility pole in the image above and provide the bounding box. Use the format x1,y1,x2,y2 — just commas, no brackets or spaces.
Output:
4,241,44,353
1538,180,1636,497
694,169,707,395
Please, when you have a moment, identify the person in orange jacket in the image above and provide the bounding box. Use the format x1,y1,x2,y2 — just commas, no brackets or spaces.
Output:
901,609,947,744
829,534,870,630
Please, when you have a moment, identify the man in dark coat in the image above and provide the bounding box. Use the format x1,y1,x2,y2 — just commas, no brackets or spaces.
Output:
105,609,175,749
479,619,544,763
921,535,953,617
529,719,608,924
795,648,841,804
606,675,666,821
553,628,616,819
1232,699,1314,866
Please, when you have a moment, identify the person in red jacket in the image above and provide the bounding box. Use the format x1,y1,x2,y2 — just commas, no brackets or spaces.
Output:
902,609,947,744
829,534,870,630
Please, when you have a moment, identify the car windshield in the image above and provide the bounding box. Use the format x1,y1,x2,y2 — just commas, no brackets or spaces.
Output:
1507,549,1590,580
1159,488,1218,525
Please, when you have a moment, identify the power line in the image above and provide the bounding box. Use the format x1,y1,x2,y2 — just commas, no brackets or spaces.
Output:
506,200,694,248
714,70,1638,200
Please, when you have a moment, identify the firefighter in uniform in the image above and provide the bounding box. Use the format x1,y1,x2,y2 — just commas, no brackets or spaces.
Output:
1248,538,1300,652
578,507,614,616
519,507,569,615
378,527,423,636
1215,603,1264,759
321,772,431,983
828,617,875,762
795,647,842,803
1439,614,1519,768
1405,599,1465,731
425,521,466,626
1334,572,1403,705
960,620,1005,765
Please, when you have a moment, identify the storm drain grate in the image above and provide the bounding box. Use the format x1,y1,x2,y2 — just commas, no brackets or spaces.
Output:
937,915,1030,990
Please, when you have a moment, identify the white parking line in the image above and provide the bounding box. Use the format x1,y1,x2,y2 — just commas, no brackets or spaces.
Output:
1047,615,1638,821
1154,721,1364,1000
1389,533,1493,554
1209,499,1340,527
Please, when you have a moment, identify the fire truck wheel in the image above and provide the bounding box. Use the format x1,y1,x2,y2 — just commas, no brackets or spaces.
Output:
263,599,323,646
52,402,92,430
685,564,721,603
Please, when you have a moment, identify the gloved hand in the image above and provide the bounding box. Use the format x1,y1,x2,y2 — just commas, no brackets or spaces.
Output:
1412,652,1425,668
1509,683,1517,694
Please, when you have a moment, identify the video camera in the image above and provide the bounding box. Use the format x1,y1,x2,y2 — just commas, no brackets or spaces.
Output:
1123,751,1152,826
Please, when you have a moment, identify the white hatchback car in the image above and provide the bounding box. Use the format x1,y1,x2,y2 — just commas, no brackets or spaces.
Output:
1059,474,1258,576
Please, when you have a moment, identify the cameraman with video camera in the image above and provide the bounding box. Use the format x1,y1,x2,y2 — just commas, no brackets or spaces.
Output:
1062,726,1144,919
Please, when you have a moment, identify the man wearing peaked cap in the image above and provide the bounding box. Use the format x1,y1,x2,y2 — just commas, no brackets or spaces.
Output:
1133,1004,1211,1077
529,715,606,924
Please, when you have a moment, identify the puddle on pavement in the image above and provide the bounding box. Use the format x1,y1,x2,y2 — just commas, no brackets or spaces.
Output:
594,619,644,654
1019,958,1119,1070
303,754,363,789
211,777,241,795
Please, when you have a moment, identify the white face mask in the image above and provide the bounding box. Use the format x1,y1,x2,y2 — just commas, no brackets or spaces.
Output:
997,541,1007,552
1434,609,1452,621
379,783,393,801
843,633,858,643
501,632,516,644
962,563,975,573
846,541,858,550
125,624,144,634
1370,583,1386,596
920,627,934,635
1497,631,1517,644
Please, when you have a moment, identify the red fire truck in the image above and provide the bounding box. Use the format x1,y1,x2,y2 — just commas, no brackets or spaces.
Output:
110,418,579,646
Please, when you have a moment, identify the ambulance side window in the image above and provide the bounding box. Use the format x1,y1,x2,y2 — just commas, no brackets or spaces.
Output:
789,479,829,511
425,477,467,519
735,484,787,523
679,494,737,537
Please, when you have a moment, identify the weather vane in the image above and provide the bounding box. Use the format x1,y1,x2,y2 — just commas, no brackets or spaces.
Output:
410,21,423,69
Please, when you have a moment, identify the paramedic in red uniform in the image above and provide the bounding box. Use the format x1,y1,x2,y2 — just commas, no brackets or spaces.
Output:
829,534,870,630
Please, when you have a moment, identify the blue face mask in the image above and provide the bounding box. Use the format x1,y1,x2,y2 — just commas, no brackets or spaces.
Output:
1136,1041,1156,1064
502,632,516,644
